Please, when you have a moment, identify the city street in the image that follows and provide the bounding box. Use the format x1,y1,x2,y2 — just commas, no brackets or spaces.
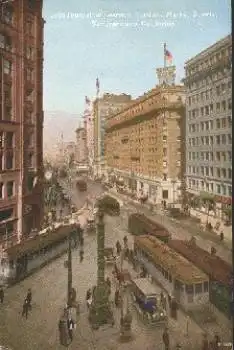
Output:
0,209,204,350
0,182,231,349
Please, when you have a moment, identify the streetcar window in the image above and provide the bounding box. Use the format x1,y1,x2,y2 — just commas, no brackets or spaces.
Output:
195,283,202,294
185,284,194,294
204,281,209,292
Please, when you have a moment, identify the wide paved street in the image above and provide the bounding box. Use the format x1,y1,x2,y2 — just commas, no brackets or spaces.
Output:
0,182,231,349
1,206,231,349
0,208,207,350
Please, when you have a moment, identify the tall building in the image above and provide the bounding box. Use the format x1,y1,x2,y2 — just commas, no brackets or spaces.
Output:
105,67,186,205
92,93,132,178
83,107,93,165
184,35,232,215
0,0,44,249
75,127,87,164
64,141,76,163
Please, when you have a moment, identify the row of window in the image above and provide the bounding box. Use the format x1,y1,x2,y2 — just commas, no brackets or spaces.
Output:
188,81,232,105
187,166,232,180
138,248,208,294
188,134,232,147
188,151,232,162
187,179,232,197
0,131,14,148
1,3,35,34
188,99,232,119
188,116,232,133
187,66,231,91
0,152,34,171
186,46,231,76
0,181,14,199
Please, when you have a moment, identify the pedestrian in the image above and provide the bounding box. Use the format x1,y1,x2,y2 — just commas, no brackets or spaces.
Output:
116,240,121,255
168,294,172,308
202,333,209,350
220,231,224,241
106,277,111,291
170,297,178,320
79,248,84,263
67,317,75,341
79,234,84,247
160,291,164,305
162,327,170,350
114,289,120,307
26,288,32,310
86,288,92,301
0,286,4,304
22,298,29,319
123,235,128,247
210,334,221,350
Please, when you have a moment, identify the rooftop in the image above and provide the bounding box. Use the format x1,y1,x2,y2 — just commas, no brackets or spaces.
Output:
132,277,162,296
185,34,231,66
134,235,208,284
168,239,232,287
5,223,78,259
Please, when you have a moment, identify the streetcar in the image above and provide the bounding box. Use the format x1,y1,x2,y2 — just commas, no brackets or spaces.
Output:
0,222,79,286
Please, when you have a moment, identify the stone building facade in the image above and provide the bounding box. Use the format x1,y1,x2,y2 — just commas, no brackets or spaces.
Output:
184,34,232,212
0,0,44,249
105,85,186,205
75,127,87,164
92,93,132,178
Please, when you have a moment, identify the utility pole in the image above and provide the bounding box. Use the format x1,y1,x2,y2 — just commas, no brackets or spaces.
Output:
119,250,133,343
67,233,72,307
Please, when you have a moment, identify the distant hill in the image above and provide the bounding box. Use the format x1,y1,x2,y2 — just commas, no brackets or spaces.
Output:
43,111,80,151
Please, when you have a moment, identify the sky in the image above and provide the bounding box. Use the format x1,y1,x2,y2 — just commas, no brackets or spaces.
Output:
43,0,231,115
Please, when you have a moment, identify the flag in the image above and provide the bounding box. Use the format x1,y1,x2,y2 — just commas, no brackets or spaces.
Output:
165,49,173,63
96,77,100,94
85,96,90,105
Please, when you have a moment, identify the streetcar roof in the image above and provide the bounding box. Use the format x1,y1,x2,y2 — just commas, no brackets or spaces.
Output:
4,223,77,258
134,235,208,284
132,278,161,297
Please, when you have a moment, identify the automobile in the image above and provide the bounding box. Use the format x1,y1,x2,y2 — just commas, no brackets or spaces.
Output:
130,278,168,326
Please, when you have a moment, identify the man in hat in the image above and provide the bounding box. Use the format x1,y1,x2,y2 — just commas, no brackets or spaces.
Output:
162,327,170,350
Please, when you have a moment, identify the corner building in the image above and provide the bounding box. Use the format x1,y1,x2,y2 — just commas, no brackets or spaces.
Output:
184,35,232,213
105,85,186,205
0,0,44,249
92,93,132,179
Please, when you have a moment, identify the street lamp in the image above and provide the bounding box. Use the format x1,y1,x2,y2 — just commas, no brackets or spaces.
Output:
119,250,133,343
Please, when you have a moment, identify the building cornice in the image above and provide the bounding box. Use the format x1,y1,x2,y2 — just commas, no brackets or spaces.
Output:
185,34,232,66
106,99,185,133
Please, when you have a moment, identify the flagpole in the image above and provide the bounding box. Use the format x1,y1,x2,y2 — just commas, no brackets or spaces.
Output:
164,43,166,68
